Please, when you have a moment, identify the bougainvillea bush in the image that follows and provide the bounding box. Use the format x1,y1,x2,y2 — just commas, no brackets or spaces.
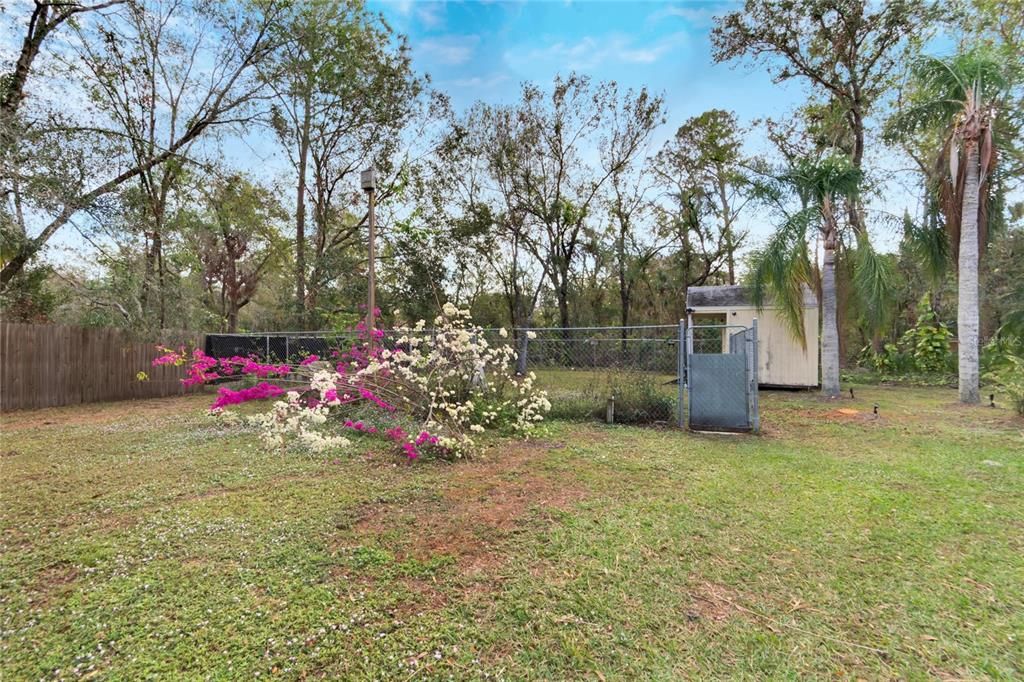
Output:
154,304,550,459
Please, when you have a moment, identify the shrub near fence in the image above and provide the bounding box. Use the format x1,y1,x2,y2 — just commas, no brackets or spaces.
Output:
206,325,682,424
0,324,203,411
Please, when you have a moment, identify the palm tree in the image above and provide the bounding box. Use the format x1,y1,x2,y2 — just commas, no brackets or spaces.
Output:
888,51,1012,404
753,152,877,398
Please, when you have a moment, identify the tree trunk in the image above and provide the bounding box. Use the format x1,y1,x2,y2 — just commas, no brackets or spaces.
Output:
725,230,736,285
557,281,570,331
821,245,841,397
619,277,630,353
717,175,736,285
552,265,570,336
295,105,311,325
515,309,531,376
958,144,981,404
156,236,166,328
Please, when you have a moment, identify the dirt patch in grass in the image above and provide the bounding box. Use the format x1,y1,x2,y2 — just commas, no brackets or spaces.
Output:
1,394,209,431
353,439,587,576
782,407,883,425
685,581,745,625
397,578,449,616
29,563,80,608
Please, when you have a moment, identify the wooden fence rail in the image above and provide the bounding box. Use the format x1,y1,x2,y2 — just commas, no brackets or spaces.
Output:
0,324,204,412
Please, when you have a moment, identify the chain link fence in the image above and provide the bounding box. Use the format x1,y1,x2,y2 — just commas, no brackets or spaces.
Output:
205,325,682,424
509,326,679,423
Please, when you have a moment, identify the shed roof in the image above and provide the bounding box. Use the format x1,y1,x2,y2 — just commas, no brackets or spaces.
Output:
687,284,817,309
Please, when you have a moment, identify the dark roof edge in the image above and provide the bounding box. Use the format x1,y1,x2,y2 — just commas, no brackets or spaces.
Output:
686,284,818,309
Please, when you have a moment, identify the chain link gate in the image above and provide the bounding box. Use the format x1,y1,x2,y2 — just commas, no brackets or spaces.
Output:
680,319,759,433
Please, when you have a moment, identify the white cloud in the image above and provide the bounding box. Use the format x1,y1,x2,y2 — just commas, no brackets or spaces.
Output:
505,32,687,72
383,0,445,28
416,35,480,65
390,0,414,15
415,2,445,29
447,73,510,89
647,3,724,27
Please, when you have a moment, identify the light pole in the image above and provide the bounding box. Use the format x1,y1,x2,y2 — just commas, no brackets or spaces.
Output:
361,168,377,353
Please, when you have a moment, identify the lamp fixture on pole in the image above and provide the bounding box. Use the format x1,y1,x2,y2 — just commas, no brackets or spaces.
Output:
361,168,377,352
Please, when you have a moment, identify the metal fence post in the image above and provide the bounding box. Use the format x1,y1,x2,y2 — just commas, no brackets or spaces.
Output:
516,330,529,376
751,318,760,433
677,319,685,428
685,314,694,429
265,335,270,360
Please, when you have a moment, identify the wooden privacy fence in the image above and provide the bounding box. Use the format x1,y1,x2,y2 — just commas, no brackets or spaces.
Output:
0,324,204,411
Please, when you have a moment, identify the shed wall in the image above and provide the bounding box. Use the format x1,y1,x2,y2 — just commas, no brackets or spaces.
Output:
692,306,818,387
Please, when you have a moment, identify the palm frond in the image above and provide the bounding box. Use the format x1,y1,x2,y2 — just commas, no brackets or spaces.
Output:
851,232,895,336
752,207,816,349
903,211,949,285
787,152,862,208
889,50,1009,140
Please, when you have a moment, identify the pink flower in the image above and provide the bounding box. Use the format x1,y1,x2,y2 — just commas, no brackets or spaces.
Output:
415,430,438,447
210,382,285,410
299,355,319,366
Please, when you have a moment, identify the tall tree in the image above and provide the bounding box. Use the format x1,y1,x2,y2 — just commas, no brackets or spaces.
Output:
504,76,664,330
424,99,548,335
1,0,125,126
656,110,752,284
72,0,213,326
605,165,665,337
650,123,737,308
0,0,285,290
712,0,944,232
753,152,864,397
187,175,287,332
887,51,1015,403
262,0,421,325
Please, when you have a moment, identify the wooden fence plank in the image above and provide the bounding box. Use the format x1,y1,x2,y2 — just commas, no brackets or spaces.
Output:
0,324,204,411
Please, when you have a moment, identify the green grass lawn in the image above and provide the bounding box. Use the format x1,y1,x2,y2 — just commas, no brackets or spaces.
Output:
2,386,1021,679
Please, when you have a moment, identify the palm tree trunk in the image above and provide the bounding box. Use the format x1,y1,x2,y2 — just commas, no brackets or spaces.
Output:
821,245,841,397
958,144,981,404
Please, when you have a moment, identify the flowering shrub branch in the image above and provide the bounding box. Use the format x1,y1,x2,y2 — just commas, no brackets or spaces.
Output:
153,305,549,459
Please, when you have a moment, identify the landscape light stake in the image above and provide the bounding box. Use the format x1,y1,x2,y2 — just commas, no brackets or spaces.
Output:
361,168,377,353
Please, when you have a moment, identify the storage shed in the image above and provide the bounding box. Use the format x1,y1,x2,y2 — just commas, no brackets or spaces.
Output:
686,285,819,388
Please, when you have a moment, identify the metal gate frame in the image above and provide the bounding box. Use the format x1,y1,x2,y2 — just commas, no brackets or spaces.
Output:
678,318,759,433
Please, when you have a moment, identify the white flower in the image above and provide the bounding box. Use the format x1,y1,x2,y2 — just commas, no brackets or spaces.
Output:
250,306,547,459
526,331,537,339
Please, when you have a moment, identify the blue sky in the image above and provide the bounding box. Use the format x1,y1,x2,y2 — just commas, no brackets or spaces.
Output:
368,0,917,251
28,0,934,267
372,0,805,133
